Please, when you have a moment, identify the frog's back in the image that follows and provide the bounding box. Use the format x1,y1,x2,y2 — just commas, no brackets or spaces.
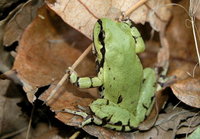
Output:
100,18,143,113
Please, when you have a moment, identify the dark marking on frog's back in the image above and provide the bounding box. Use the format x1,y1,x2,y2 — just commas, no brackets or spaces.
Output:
153,82,157,88
121,126,126,131
127,119,131,126
151,96,155,101
142,103,148,110
117,95,123,104
114,121,122,126
106,100,109,105
101,117,109,126
105,115,112,123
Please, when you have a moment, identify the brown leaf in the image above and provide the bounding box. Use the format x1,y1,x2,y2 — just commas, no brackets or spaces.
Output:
0,0,18,10
165,0,200,109
154,105,199,138
47,0,171,39
177,115,200,135
3,0,44,46
11,1,173,138
0,80,28,137
145,0,171,31
134,127,173,139
171,77,200,108
12,5,94,102
166,0,197,61
41,84,96,127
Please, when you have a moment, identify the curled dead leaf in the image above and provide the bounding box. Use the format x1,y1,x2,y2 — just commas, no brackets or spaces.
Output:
47,0,171,39
3,0,44,46
171,77,200,108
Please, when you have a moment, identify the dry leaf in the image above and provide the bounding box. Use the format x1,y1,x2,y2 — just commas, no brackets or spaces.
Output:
154,105,199,138
47,0,171,39
0,49,12,72
3,0,44,46
6,0,192,138
166,0,197,61
171,77,200,108
0,80,28,137
12,5,98,135
12,5,95,101
166,0,200,108
169,59,200,108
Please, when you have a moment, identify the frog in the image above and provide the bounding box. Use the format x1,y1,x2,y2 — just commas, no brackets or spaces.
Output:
63,18,157,131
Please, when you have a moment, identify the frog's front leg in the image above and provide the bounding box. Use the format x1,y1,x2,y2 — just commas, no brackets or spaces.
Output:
60,67,104,127
135,68,156,123
68,67,103,88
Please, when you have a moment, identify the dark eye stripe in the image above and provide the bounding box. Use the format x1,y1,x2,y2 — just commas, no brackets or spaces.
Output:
97,20,106,69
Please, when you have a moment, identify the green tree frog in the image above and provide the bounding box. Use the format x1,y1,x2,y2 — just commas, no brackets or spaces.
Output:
65,18,156,131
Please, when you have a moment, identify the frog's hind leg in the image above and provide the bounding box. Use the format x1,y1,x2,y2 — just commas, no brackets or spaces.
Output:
54,107,120,130
90,99,140,131
58,99,138,131
135,68,156,123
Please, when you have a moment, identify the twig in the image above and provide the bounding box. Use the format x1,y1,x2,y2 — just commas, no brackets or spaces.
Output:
189,0,200,65
0,127,27,139
26,105,35,139
124,0,148,17
69,131,80,139
191,16,200,65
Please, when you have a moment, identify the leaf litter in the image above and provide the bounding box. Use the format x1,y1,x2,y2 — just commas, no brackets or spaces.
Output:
1,0,200,138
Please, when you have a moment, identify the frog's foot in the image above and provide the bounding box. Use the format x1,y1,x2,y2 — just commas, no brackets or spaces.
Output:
54,107,137,131
54,108,95,127
90,99,141,131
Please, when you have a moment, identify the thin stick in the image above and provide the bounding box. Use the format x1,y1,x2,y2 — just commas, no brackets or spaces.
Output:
44,44,92,103
191,17,200,66
189,0,200,66
1,127,27,139
69,131,81,139
26,104,34,139
123,0,148,17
